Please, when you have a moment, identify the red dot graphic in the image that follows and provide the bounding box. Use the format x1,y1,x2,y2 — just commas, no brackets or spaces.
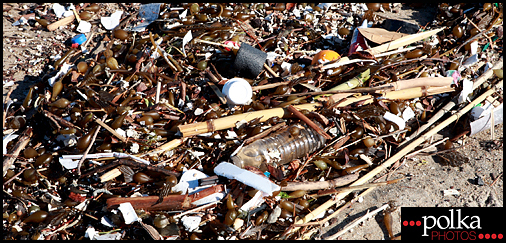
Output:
403,221,408,226
409,221,415,226
491,234,496,239
498,234,503,239
416,221,421,226
479,234,484,239
485,234,490,239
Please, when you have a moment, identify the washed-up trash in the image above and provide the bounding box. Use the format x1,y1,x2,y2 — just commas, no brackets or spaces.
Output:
214,162,280,195
127,3,161,32
181,215,201,232
71,33,87,48
101,10,123,30
221,78,253,106
470,103,503,136
76,20,91,33
118,202,139,224
2,3,503,240
233,43,268,78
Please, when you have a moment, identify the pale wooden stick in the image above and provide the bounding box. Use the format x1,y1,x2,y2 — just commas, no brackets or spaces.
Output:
282,80,502,236
264,63,280,78
251,81,290,91
324,203,390,240
93,116,128,143
375,77,453,91
281,173,359,191
367,27,445,56
47,15,76,31
177,103,321,137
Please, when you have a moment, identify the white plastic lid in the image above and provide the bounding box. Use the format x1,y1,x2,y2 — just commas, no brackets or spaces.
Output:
222,78,252,105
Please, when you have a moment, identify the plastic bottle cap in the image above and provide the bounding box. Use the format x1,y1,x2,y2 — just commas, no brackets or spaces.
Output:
71,34,87,46
222,78,252,105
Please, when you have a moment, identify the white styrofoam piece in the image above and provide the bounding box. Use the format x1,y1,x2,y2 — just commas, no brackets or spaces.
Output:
76,20,91,33
101,11,123,30
181,215,201,232
401,106,415,122
214,162,280,196
118,202,139,224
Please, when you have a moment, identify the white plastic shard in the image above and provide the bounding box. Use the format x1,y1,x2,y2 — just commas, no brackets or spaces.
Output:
214,162,280,196
181,215,201,232
383,111,406,130
118,202,139,224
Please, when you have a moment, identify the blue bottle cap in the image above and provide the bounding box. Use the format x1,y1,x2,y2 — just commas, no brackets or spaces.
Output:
71,34,87,46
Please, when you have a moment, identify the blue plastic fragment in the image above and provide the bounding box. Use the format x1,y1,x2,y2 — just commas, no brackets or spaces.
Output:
71,34,87,46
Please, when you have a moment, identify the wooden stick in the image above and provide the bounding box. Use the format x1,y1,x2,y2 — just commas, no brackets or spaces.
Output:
286,105,332,140
243,122,286,145
47,15,76,31
251,81,290,91
92,116,128,143
179,84,455,137
77,115,107,175
283,80,502,236
281,173,359,191
137,137,187,157
264,63,280,78
274,85,395,98
207,82,228,105
3,127,32,176
375,77,453,91
177,103,321,137
366,27,445,56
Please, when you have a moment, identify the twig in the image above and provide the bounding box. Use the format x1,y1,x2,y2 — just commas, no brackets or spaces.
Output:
281,173,359,191
243,122,286,145
324,204,390,240
3,127,32,176
77,114,107,176
274,85,395,98
43,110,83,131
92,116,127,143
286,105,332,140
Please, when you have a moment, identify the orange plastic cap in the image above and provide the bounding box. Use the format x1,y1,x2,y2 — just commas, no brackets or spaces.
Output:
311,50,340,65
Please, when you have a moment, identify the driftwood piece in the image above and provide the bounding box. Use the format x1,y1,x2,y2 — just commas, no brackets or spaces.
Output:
366,27,445,56
177,103,321,137
281,173,359,191
106,184,225,211
3,127,32,176
47,15,76,31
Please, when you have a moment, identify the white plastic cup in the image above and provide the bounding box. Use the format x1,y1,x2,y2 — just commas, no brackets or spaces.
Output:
221,78,252,105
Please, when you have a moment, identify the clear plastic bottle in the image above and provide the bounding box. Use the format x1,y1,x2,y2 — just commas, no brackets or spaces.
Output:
231,124,327,171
